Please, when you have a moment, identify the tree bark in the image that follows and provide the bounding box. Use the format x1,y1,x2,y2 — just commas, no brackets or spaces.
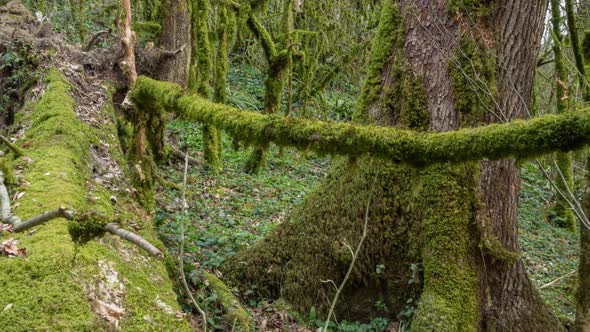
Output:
120,0,137,87
478,1,564,330
157,0,191,86
563,1,590,330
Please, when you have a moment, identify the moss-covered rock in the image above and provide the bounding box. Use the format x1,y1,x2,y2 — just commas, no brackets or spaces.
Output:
0,69,191,331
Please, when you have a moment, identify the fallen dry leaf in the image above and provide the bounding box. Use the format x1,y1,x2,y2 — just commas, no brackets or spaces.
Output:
1,238,27,257
0,224,13,233
156,296,174,315
92,299,125,329
12,192,25,200
20,141,33,148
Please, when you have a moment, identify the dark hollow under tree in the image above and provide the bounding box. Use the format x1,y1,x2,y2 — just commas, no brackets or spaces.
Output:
222,1,564,330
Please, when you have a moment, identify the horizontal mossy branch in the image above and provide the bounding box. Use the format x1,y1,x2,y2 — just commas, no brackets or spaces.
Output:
131,76,590,165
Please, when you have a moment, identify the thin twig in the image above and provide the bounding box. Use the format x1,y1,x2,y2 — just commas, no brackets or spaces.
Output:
322,175,376,332
179,150,207,331
536,160,590,229
540,271,576,289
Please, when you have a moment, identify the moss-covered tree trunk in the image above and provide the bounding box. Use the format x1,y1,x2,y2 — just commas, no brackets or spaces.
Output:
223,0,563,330
213,6,235,158
243,1,294,174
190,0,222,173
550,0,576,231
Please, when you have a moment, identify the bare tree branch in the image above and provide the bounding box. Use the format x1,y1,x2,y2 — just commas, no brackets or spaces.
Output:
83,28,112,52
104,223,163,257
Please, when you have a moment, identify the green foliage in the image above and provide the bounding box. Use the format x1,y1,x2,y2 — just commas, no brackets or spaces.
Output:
519,163,579,323
132,21,162,43
156,120,327,328
227,63,266,110
157,121,327,270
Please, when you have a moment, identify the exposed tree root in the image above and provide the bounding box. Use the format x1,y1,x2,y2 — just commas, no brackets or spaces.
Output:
203,271,254,331
83,29,113,52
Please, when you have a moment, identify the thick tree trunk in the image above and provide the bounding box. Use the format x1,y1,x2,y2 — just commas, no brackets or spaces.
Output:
478,1,564,330
223,0,562,330
565,1,590,330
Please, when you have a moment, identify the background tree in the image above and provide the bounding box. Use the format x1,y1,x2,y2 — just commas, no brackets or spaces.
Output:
550,0,576,231
156,0,191,85
563,0,590,329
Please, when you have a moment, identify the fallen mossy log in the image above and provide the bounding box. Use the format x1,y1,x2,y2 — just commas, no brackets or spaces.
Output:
0,69,190,330
131,76,590,165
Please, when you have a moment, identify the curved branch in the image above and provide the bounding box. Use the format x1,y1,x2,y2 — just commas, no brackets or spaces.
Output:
246,14,277,59
161,44,187,59
13,208,75,232
83,28,112,52
104,223,163,258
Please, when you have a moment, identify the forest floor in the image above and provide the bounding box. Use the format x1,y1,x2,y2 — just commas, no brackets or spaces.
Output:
155,63,581,331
